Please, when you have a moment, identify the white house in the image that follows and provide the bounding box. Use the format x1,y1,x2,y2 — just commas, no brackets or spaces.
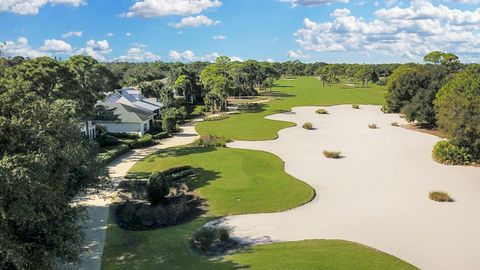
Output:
95,102,155,136
94,88,164,136
104,88,163,116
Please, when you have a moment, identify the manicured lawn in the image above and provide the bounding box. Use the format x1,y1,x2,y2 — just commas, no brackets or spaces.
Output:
128,146,314,215
226,240,419,270
196,77,386,140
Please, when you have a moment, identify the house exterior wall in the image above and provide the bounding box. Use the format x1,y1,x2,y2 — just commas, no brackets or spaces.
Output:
97,120,152,136
80,121,97,139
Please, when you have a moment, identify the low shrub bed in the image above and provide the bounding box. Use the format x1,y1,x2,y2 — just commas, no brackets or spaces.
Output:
114,168,203,230
115,196,202,231
194,135,228,147
97,144,130,164
110,132,140,140
432,140,477,165
352,104,360,109
130,134,156,149
323,151,342,159
429,191,452,202
204,113,229,122
316,109,328,114
152,131,170,140
368,124,378,129
97,134,120,147
189,226,240,256
302,122,313,130
391,122,399,127
238,103,261,112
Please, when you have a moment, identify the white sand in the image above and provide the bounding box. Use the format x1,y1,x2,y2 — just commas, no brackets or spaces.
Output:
74,120,200,270
220,105,480,270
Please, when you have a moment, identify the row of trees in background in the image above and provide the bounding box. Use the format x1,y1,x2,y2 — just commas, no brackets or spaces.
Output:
106,58,401,114
384,51,479,165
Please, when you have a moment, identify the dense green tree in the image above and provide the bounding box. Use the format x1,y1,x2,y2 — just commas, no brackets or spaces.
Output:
423,51,443,65
138,79,164,100
434,64,480,155
146,172,170,206
174,74,195,103
0,57,104,269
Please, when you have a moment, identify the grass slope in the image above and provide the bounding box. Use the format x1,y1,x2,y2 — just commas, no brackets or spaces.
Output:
226,240,419,270
196,77,386,140
129,147,314,215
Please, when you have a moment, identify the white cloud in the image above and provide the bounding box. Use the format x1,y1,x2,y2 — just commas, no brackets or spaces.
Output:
122,0,221,18
62,31,82,38
170,15,220,28
169,50,196,61
77,39,112,61
0,36,45,58
107,32,114,37
213,35,226,40
0,0,85,15
293,2,480,61
281,0,349,7
287,49,310,59
169,49,241,62
126,32,132,37
40,39,72,53
115,46,161,62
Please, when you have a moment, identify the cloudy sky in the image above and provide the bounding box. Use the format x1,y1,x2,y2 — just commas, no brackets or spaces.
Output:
1,0,479,63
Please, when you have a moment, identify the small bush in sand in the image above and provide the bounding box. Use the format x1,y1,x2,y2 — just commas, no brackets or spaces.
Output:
391,122,399,127
352,104,360,109
323,151,342,159
316,109,328,114
368,124,378,129
429,191,452,202
302,122,313,130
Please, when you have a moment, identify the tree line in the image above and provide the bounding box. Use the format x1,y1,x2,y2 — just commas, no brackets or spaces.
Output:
384,51,479,164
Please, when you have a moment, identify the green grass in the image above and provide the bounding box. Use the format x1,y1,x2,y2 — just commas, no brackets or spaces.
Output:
129,146,314,215
196,77,386,140
225,240,419,270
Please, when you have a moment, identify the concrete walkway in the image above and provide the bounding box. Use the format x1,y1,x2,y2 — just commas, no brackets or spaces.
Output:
74,120,200,270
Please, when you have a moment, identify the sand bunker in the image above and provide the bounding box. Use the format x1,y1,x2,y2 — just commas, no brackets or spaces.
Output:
220,105,480,270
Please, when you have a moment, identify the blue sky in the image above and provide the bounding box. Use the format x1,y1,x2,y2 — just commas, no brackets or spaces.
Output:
1,0,479,63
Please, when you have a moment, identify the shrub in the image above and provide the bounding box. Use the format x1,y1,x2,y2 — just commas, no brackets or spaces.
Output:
323,151,342,159
204,113,229,121
110,132,140,140
130,134,155,149
429,191,452,202
352,104,360,109
146,172,170,206
432,140,476,165
152,132,170,140
316,109,328,114
194,135,227,147
190,226,238,255
391,122,399,127
96,134,119,147
238,103,261,112
97,144,130,164
302,122,313,130
368,124,378,129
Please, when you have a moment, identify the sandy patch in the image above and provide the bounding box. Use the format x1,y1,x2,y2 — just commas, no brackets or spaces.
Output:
220,105,480,270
